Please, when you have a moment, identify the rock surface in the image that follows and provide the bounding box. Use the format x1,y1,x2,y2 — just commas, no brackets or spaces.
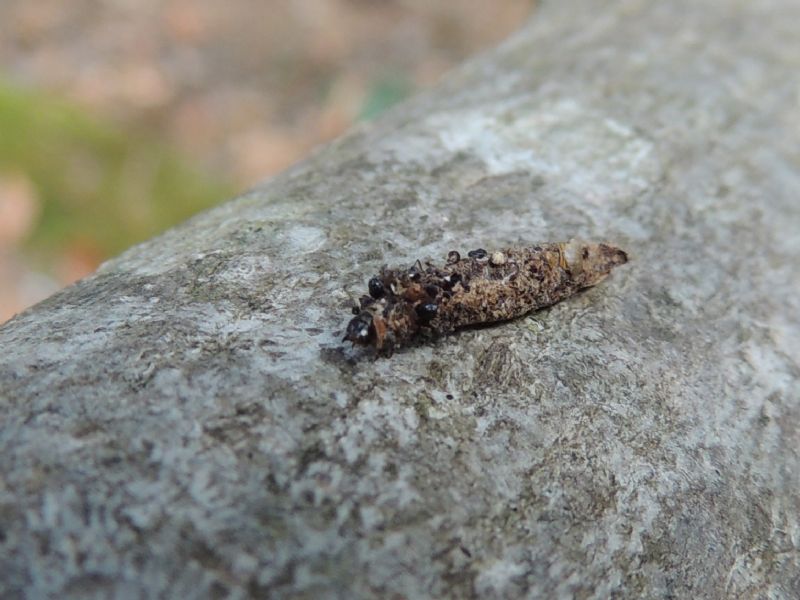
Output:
1,0,800,597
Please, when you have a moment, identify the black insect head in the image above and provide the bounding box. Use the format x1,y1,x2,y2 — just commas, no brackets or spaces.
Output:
344,312,375,345
415,302,438,323
368,277,385,299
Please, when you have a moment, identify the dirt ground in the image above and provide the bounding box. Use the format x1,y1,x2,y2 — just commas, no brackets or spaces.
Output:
0,0,533,322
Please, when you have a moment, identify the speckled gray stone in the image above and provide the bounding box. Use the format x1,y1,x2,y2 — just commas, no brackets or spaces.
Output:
2,0,800,598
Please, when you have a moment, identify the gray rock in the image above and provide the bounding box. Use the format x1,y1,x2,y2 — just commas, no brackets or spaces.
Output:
1,0,799,597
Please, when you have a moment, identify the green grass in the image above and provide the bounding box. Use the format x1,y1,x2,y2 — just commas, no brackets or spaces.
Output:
0,80,234,265
358,75,412,121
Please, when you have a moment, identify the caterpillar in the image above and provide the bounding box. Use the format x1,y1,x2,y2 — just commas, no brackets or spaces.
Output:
343,239,628,357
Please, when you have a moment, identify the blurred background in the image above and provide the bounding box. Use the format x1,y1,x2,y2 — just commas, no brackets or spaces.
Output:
0,0,533,323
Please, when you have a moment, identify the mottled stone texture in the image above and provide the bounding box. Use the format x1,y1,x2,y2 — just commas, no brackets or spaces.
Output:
2,0,800,598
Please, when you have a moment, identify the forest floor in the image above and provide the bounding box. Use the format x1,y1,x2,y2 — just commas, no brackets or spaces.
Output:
0,0,532,322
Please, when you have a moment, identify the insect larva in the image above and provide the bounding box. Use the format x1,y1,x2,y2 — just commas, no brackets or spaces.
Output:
343,239,628,356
